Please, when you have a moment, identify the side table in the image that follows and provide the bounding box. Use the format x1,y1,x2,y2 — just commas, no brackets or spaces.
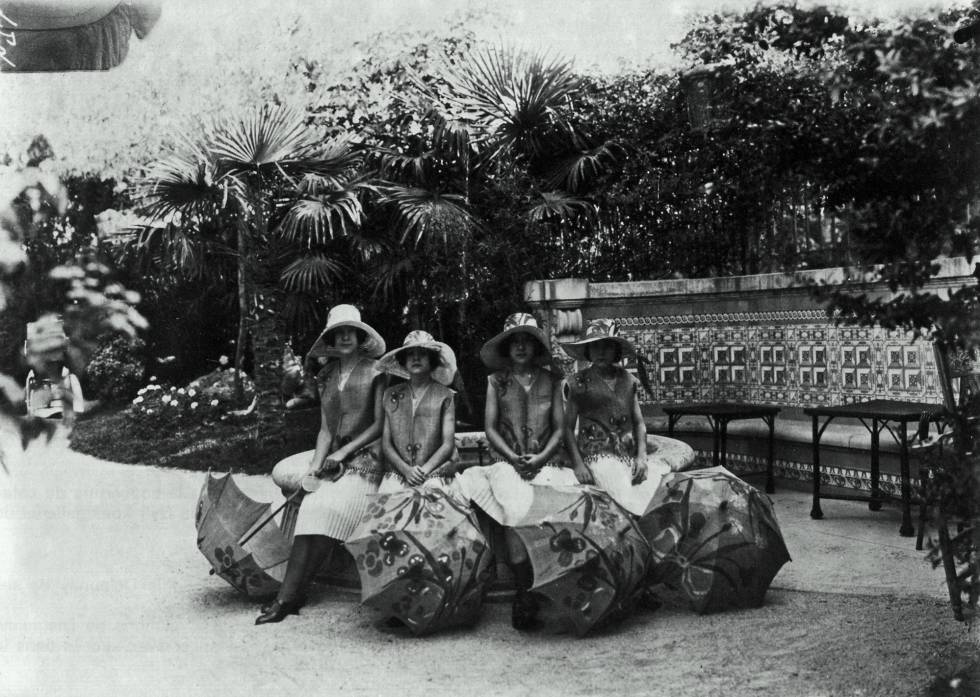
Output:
804,399,944,537
663,403,780,493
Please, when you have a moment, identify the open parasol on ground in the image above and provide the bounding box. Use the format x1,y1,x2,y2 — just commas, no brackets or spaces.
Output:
0,2,161,73
195,472,292,599
512,485,651,636
346,488,492,635
638,466,791,614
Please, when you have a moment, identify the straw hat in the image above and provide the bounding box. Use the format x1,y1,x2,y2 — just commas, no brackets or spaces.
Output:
559,318,636,362
479,313,553,371
306,305,386,361
376,330,458,386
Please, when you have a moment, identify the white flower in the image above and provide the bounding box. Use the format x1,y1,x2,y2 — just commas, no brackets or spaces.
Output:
190,402,198,409
161,395,171,404
132,396,144,404
218,355,229,366
137,388,146,396
170,386,177,392
210,399,219,407
171,400,180,407
149,376,157,383
177,388,185,395
188,389,197,397
146,409,154,415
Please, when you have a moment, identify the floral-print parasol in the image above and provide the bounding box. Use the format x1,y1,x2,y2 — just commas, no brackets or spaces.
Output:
639,466,791,614
512,485,651,636
195,473,292,599
346,488,492,635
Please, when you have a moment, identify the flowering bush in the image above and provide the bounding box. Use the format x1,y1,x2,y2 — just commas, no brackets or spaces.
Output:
84,335,146,402
127,365,255,432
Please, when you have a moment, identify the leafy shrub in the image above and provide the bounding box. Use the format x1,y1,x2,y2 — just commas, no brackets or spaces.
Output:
84,335,146,402
127,367,255,433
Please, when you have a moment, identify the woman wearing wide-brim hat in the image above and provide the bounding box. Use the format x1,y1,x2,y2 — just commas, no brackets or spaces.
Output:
560,317,670,517
258,304,388,624
454,312,581,630
375,330,461,493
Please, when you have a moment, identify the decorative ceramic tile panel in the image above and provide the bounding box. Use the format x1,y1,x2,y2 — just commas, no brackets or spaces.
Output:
614,310,942,407
713,451,916,493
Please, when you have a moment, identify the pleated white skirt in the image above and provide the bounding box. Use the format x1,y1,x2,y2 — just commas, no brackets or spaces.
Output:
453,463,581,526
586,453,670,517
293,472,380,539
376,471,458,496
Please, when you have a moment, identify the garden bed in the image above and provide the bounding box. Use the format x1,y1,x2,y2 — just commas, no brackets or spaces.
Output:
69,404,320,473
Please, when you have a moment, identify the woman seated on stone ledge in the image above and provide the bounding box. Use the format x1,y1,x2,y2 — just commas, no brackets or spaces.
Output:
560,317,681,516
454,313,581,631
257,305,387,625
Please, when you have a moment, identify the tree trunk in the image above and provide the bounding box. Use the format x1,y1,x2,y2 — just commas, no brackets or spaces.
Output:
252,284,287,404
234,219,248,406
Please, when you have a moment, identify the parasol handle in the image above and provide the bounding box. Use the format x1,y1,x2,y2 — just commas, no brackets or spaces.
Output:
237,489,304,547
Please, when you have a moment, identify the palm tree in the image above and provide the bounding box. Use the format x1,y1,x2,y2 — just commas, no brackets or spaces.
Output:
135,105,366,403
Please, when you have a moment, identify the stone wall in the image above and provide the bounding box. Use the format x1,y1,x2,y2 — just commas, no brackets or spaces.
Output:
524,258,978,493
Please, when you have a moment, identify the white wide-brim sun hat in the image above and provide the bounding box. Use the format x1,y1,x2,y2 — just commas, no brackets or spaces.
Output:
306,304,386,362
558,317,637,362
479,312,554,371
376,330,458,386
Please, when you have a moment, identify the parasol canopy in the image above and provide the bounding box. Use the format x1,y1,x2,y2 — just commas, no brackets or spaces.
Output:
346,488,492,635
513,485,651,636
195,472,292,599
0,2,160,72
639,466,791,614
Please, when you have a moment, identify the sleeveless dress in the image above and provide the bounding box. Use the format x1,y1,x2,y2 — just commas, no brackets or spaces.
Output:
290,357,387,539
565,365,670,516
454,368,579,526
377,381,459,494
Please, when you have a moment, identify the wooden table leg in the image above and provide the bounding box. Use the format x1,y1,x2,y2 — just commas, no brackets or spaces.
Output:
869,419,882,511
719,418,729,468
899,420,914,537
765,414,776,494
810,414,824,520
710,416,721,467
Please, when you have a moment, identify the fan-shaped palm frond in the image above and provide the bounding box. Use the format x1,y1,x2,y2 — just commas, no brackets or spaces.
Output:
544,140,624,192
435,47,581,164
210,104,315,172
290,135,365,189
279,253,348,293
126,222,207,278
377,148,434,185
527,191,597,226
278,189,366,246
368,249,417,303
380,185,478,245
137,145,222,223
430,111,475,162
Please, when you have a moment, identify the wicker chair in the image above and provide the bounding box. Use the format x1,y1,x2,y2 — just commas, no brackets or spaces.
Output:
914,341,980,621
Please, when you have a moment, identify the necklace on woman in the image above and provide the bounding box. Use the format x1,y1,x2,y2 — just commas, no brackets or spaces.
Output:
410,382,431,412
338,358,358,389
514,367,535,383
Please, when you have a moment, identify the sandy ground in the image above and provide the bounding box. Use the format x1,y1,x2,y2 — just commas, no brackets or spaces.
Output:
1,433,976,697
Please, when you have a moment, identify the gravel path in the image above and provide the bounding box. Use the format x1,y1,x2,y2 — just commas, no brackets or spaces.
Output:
1,434,976,697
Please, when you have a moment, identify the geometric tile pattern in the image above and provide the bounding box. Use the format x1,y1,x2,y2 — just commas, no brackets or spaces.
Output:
614,310,943,408
721,452,916,493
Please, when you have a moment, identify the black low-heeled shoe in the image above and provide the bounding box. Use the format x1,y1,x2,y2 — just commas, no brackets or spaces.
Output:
511,591,542,632
260,595,306,614
255,599,302,625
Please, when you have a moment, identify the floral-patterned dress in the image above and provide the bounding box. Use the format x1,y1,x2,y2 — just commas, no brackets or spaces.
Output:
377,381,459,494
285,357,387,541
454,368,579,526
565,365,670,516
